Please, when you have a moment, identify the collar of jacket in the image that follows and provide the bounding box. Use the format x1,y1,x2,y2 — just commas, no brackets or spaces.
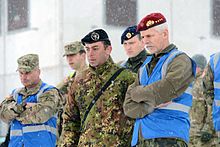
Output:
127,49,148,64
153,43,177,58
19,80,43,96
89,56,115,75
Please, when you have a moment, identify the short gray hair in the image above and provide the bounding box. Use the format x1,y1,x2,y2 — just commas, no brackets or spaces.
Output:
154,23,168,33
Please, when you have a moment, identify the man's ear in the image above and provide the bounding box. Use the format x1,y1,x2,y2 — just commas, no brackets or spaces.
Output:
106,46,112,55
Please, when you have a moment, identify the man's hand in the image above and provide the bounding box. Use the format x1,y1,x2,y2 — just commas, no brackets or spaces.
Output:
26,103,37,108
5,95,13,100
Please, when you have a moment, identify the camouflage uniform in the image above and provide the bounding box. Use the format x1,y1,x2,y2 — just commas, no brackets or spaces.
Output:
189,71,211,147
0,80,62,124
56,72,75,136
200,63,220,146
56,41,87,138
58,57,136,147
0,54,62,146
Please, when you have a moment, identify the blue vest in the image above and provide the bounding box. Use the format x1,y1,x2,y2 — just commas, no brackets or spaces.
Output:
9,82,57,147
131,49,196,146
209,52,220,133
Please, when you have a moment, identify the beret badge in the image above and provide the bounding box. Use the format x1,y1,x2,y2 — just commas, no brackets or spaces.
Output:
91,32,100,41
126,32,132,39
137,13,167,31
146,20,155,27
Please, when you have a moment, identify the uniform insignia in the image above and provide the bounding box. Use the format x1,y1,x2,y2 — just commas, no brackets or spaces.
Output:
146,20,155,27
126,32,132,39
91,32,100,41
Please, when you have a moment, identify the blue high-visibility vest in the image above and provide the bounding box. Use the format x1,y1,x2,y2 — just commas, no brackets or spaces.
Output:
131,49,196,146
209,52,220,134
9,82,57,147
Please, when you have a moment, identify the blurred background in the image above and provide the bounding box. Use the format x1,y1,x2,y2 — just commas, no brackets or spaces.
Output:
0,0,220,137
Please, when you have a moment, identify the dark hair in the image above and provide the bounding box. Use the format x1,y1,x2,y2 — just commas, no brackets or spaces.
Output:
137,33,142,41
102,40,111,49
79,50,86,55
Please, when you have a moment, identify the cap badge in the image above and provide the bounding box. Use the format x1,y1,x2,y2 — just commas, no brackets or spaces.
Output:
126,32,132,39
146,20,155,27
91,32,100,41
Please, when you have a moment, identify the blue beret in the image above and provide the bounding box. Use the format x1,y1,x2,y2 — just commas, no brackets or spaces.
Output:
81,29,111,45
121,25,140,44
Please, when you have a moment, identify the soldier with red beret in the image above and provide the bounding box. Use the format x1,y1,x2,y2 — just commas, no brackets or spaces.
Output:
123,12,196,146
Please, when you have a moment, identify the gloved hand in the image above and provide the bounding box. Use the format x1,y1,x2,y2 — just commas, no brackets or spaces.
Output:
0,101,19,123
200,131,213,142
8,101,26,115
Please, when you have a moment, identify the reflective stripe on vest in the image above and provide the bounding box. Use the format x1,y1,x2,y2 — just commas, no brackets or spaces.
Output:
10,130,22,136
217,131,220,137
161,50,191,113
215,100,220,106
13,88,22,102
139,65,145,82
10,124,56,137
139,50,191,114
158,102,191,113
35,84,51,101
214,52,220,69
213,53,220,106
158,86,192,113
13,84,52,102
184,87,192,95
161,50,183,78
214,82,220,89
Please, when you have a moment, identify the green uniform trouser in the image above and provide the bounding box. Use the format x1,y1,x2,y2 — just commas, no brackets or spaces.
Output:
136,138,188,147
189,136,220,147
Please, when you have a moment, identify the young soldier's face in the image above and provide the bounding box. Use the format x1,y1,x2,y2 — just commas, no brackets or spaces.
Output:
85,41,111,68
123,35,144,58
66,53,85,70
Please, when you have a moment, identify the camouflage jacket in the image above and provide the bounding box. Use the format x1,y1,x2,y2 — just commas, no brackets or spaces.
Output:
58,57,136,147
123,49,148,73
56,72,76,137
190,71,209,137
56,72,76,106
124,44,195,118
202,63,217,136
0,80,62,124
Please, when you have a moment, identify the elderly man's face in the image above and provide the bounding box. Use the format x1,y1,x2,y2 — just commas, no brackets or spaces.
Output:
18,68,40,88
140,27,168,55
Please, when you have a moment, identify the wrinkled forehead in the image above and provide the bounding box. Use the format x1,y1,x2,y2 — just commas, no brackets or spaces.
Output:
140,27,161,36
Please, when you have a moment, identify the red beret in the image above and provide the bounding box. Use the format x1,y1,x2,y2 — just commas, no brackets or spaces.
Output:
137,13,166,31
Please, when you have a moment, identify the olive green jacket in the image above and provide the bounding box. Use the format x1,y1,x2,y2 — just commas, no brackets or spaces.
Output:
124,44,195,118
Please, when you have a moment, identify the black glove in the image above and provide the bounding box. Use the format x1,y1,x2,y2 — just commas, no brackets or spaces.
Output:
200,131,213,142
